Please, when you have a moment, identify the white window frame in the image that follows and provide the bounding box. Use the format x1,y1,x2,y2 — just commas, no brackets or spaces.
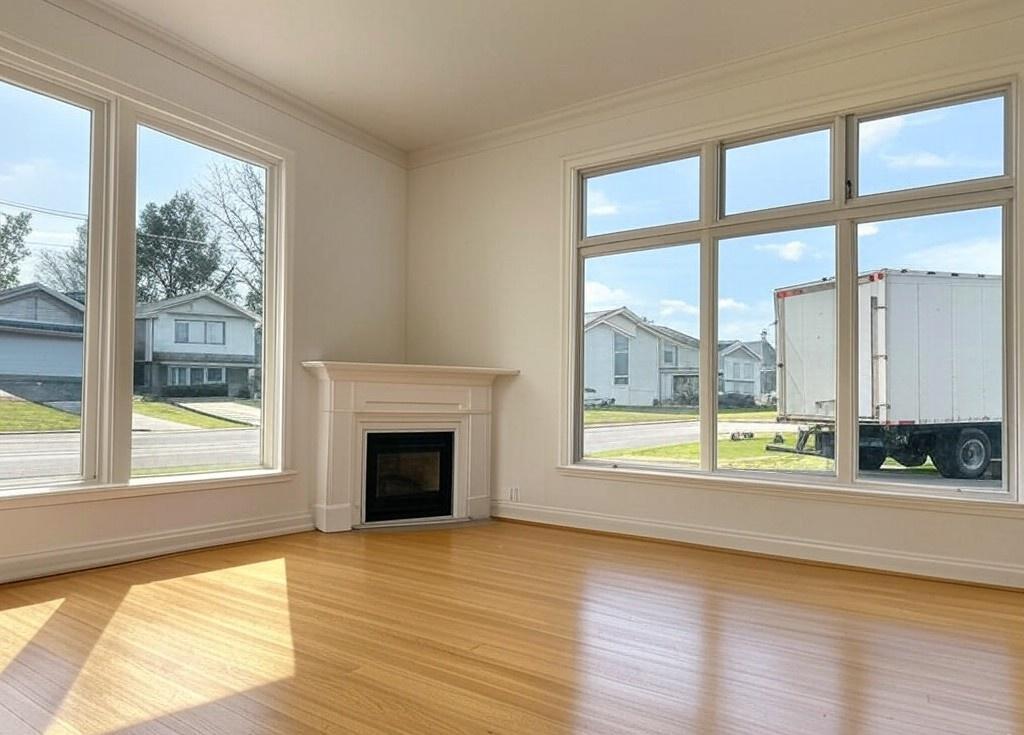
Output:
565,81,1017,505
174,319,226,345
206,367,225,384
0,51,291,500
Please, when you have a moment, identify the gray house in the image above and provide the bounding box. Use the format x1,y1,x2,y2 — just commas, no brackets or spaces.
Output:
0,283,85,402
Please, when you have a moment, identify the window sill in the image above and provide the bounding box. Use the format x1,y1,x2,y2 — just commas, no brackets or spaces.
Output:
0,469,297,511
558,461,1024,519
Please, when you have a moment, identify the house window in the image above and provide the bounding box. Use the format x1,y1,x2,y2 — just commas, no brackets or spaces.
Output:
574,86,1012,500
664,346,676,365
169,367,189,385
613,333,629,385
174,319,226,345
581,244,701,463
133,125,268,478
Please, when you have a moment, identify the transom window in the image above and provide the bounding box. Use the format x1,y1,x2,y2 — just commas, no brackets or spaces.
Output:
574,87,1013,501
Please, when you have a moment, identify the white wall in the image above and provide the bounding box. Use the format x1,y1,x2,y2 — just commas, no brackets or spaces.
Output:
406,4,1024,586
0,0,406,579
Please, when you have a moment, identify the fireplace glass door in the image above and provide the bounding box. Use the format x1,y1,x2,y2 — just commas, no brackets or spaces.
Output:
365,431,454,522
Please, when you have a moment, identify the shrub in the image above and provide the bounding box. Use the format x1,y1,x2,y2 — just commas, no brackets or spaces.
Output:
162,383,228,398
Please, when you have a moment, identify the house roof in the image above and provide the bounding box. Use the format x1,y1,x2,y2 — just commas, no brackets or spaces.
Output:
0,282,86,313
718,340,762,361
648,323,699,348
135,290,259,322
743,339,777,362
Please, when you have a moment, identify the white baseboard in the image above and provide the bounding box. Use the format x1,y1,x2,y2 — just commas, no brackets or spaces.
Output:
0,511,315,584
492,501,1024,588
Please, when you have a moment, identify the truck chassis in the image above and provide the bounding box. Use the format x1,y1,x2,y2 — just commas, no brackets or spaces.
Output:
766,422,1001,480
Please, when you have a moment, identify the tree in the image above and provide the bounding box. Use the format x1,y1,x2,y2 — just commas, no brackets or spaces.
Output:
197,162,265,314
136,191,235,303
36,223,88,292
0,211,32,290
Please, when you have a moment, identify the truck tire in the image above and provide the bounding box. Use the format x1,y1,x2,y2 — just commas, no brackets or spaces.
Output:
931,429,991,479
858,447,886,471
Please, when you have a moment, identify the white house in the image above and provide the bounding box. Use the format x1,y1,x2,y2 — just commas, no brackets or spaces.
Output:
584,307,772,406
134,291,260,397
583,307,700,406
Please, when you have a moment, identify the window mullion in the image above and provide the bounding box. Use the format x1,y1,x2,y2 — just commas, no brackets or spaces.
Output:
103,100,139,485
699,141,719,471
835,219,857,486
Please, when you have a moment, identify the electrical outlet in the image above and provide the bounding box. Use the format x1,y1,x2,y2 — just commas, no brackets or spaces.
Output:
505,486,520,502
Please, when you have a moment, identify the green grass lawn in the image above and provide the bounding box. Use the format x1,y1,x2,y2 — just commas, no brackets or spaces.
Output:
583,405,777,425
133,401,246,429
590,432,939,475
0,400,80,432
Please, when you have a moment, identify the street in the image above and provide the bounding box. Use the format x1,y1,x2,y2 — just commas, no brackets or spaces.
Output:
0,428,261,480
584,419,798,453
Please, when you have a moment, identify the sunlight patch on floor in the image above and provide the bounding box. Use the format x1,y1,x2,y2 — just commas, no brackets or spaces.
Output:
44,559,294,735
0,598,64,670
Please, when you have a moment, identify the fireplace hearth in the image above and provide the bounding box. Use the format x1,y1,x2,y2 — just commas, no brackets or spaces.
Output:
365,431,454,522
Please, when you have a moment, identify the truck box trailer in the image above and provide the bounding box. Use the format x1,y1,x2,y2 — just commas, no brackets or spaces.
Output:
771,269,1002,479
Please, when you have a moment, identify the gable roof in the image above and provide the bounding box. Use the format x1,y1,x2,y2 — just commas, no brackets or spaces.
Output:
0,282,86,313
648,323,699,348
743,339,777,363
718,340,762,361
135,290,259,322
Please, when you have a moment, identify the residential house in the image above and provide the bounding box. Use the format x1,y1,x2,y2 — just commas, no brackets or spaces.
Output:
585,306,772,406
134,291,260,397
718,340,764,397
0,283,259,401
0,283,85,402
743,330,778,402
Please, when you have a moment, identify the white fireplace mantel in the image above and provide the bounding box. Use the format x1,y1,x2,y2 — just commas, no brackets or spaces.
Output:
302,361,518,531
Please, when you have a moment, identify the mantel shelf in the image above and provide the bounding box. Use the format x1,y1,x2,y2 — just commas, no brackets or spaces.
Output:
302,361,519,384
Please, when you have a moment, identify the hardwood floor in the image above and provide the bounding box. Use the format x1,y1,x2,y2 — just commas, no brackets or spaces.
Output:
0,521,1022,734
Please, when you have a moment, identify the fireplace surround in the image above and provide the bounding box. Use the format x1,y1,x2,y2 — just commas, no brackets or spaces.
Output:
303,362,518,530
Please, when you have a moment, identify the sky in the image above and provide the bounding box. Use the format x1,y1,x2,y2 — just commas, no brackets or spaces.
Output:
0,76,261,293
584,95,1005,346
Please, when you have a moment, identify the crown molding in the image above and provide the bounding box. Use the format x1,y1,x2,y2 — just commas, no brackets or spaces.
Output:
43,0,407,168
409,0,1023,169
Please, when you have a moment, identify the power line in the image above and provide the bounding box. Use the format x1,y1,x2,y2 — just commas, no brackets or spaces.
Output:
0,198,88,221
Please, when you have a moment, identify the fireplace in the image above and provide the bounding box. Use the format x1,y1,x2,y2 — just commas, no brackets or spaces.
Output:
364,431,455,522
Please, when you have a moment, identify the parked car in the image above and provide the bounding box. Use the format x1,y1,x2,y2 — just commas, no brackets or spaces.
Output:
583,387,614,408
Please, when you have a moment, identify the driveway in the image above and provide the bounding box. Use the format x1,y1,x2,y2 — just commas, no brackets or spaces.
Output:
584,419,799,453
172,400,261,426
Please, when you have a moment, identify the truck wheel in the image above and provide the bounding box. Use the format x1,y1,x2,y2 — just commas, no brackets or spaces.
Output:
952,428,991,480
931,429,992,479
892,449,927,468
858,447,886,471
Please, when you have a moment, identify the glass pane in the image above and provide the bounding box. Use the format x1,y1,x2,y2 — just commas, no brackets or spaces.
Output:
132,125,266,477
724,128,830,215
856,208,1003,490
716,226,836,474
0,79,91,482
858,96,1004,195
581,243,701,467
584,156,699,237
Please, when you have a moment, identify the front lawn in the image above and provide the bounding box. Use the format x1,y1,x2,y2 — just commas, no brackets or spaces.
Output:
0,400,80,432
590,433,940,475
133,401,245,429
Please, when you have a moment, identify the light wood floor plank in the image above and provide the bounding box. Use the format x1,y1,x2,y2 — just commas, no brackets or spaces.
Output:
0,521,1021,734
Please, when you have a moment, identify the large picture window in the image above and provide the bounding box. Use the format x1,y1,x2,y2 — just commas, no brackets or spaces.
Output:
0,62,282,495
573,85,1014,500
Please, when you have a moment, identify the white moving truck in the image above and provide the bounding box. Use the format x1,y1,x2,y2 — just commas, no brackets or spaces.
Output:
769,269,1002,479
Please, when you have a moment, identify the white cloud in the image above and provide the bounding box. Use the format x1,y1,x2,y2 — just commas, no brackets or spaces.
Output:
901,236,1001,276
858,222,880,237
859,115,906,152
881,151,952,169
754,240,808,262
658,299,699,318
586,190,619,217
718,297,748,311
585,280,632,310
